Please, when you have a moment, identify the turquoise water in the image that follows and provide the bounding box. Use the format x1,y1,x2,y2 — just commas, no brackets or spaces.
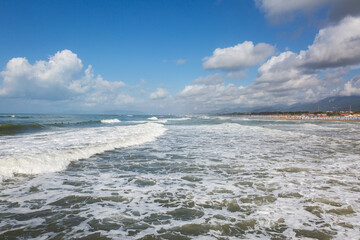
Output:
0,114,359,239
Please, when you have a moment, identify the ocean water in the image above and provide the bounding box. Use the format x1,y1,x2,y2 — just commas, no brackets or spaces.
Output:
0,114,359,239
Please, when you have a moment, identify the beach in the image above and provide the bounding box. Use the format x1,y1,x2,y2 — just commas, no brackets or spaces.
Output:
251,114,360,122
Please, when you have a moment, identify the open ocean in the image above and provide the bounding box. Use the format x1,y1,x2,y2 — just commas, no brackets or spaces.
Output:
0,114,359,239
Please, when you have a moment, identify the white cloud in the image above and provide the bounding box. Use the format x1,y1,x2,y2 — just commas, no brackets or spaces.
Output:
202,41,275,71
321,68,348,87
255,0,329,18
114,93,135,105
255,51,316,86
177,16,360,112
300,16,360,69
177,83,245,107
252,50,333,104
150,88,170,100
253,51,321,102
192,73,225,85
0,50,130,107
253,16,360,101
226,71,247,80
255,0,360,23
265,16,360,72
176,59,187,65
341,74,360,96
0,50,83,100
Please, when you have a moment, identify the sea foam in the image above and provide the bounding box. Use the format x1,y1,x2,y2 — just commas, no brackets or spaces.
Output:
100,119,121,124
0,122,166,182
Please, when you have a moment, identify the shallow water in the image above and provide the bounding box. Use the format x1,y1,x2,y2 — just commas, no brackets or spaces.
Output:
0,115,359,239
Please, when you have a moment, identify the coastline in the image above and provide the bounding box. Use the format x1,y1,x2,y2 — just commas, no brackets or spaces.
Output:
249,115,360,122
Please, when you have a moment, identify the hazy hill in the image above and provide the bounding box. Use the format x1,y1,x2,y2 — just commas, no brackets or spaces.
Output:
213,96,360,114
288,96,360,112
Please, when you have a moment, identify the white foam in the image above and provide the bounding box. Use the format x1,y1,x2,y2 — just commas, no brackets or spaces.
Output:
1,119,359,239
127,120,148,124
148,117,190,124
167,117,191,121
155,119,168,123
100,119,121,124
0,123,166,181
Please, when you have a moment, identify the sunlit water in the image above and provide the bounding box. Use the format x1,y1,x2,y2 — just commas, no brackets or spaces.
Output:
0,114,359,239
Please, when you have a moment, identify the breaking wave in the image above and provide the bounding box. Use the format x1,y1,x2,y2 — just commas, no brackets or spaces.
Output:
100,119,121,124
0,122,166,181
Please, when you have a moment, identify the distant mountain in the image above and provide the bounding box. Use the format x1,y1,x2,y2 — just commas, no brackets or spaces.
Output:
251,104,288,113
288,96,360,112
213,95,360,114
208,107,250,114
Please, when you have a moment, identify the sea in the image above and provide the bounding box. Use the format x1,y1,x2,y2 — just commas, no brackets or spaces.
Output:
0,114,359,239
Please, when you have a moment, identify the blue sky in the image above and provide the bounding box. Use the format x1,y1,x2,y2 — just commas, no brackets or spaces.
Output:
1,0,360,113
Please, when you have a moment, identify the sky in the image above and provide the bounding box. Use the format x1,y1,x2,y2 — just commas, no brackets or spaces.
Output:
1,0,360,114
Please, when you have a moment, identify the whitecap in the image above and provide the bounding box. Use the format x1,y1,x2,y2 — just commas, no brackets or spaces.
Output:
167,117,191,121
100,119,121,124
0,123,166,182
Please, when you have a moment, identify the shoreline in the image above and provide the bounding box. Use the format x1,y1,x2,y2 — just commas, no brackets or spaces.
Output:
249,115,360,122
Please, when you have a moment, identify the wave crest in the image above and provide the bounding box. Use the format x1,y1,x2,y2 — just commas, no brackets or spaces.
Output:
148,117,158,120
0,123,166,181
100,119,121,124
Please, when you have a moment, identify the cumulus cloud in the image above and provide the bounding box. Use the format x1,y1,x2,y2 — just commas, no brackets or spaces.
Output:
259,17,360,72
192,73,225,85
255,0,360,23
75,65,131,106
177,83,245,106
177,77,247,111
0,50,83,100
202,41,275,71
255,0,329,18
150,88,170,100
226,71,247,80
321,68,348,87
341,74,360,96
253,16,360,101
300,16,360,69
251,55,325,104
254,51,319,93
0,50,131,107
177,16,360,111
